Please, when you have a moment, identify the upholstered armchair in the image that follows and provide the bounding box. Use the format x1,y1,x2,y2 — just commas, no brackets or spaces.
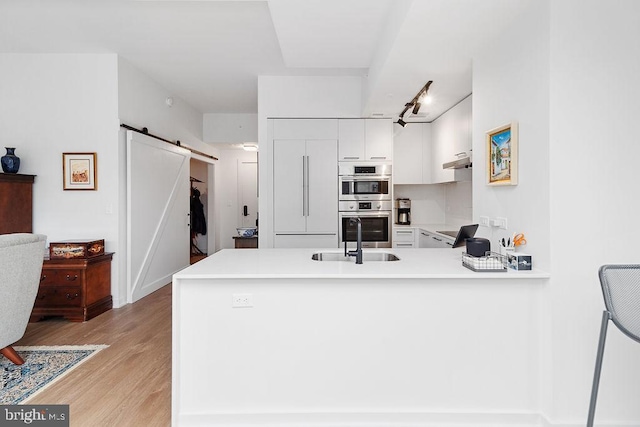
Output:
0,233,46,365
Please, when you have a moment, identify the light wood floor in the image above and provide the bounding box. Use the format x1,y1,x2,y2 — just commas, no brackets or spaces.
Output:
16,283,172,427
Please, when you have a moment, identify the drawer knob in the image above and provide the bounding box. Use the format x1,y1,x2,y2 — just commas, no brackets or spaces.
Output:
66,293,79,300
66,274,78,281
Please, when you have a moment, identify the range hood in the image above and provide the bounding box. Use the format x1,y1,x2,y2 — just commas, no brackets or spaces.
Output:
443,151,472,169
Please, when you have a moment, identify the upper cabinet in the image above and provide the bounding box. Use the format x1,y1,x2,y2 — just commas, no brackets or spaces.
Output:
393,95,471,185
394,123,431,184
338,119,393,161
364,119,393,161
338,120,365,160
431,95,472,184
273,119,338,140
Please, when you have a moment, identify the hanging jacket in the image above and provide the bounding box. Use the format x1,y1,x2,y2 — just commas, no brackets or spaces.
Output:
190,188,207,235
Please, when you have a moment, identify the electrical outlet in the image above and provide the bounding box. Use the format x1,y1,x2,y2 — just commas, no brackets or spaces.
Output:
479,216,489,227
232,293,253,308
496,217,508,230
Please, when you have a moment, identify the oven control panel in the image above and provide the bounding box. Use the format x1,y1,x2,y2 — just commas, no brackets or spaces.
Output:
339,200,392,211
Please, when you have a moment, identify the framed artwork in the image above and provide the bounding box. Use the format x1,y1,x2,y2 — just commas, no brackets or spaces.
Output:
486,122,518,186
62,152,97,190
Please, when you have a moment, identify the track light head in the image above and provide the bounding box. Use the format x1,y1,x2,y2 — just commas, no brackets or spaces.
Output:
412,102,421,115
397,118,407,127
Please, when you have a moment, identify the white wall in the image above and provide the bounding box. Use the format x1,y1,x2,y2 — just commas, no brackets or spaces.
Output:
0,53,121,299
257,76,363,248
214,148,258,250
0,55,217,309
471,0,552,422
548,0,640,424
203,113,258,144
472,1,551,273
117,58,211,153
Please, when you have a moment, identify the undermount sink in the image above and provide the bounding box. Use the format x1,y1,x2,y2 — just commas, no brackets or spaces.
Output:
311,252,400,262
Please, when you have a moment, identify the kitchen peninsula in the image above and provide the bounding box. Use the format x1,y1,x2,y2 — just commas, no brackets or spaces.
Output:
172,248,549,427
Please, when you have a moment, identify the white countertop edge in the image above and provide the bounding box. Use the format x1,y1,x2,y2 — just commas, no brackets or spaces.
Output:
174,272,550,280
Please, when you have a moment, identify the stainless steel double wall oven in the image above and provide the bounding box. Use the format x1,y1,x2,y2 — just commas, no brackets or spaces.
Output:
338,163,392,248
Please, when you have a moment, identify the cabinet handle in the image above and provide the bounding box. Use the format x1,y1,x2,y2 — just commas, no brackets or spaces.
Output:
397,230,412,235
305,156,310,217
433,237,442,241
396,243,413,247
343,156,360,159
66,293,79,300
66,274,78,281
302,156,306,216
370,156,387,160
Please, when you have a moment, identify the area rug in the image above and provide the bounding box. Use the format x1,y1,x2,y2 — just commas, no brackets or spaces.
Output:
0,345,108,404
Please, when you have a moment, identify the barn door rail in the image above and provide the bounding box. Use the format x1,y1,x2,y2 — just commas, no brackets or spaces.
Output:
120,123,218,161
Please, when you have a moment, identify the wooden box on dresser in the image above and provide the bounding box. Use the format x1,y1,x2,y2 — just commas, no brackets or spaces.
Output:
31,252,114,322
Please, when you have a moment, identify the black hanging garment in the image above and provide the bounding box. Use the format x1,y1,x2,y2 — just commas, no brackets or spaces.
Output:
190,188,207,236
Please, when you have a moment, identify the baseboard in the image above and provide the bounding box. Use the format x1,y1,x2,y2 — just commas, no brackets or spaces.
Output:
176,411,546,427
539,413,640,427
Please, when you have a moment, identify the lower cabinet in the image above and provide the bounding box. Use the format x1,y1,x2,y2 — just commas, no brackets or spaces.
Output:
31,253,113,322
393,228,416,248
418,230,453,248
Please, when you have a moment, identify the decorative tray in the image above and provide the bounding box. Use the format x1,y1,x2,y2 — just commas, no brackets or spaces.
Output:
462,251,507,272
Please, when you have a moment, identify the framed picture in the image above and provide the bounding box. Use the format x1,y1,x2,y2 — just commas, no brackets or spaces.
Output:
486,122,518,186
62,152,97,190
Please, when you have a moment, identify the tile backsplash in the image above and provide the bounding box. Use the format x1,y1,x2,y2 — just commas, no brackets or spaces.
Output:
394,181,472,226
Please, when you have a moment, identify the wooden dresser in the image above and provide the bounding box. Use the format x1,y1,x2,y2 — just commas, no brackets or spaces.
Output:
31,252,114,322
0,173,35,234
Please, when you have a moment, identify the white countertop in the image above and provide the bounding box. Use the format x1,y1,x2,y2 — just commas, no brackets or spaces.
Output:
174,247,549,280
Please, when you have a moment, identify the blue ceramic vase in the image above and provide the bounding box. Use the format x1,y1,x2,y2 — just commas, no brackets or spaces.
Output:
1,147,20,173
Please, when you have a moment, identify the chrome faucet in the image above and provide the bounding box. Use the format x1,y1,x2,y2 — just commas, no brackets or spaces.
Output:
346,217,363,264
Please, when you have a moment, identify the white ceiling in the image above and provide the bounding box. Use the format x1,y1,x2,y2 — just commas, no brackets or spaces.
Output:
0,0,532,120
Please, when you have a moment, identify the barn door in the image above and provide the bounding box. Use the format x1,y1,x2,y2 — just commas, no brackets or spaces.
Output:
127,131,190,303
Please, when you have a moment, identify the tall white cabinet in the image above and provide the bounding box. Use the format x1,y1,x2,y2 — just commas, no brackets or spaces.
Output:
272,119,339,248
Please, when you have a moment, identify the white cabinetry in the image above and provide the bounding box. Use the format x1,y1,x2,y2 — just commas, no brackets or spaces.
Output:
365,119,393,161
273,119,338,248
431,95,472,184
418,229,454,248
338,119,393,161
338,120,365,161
393,123,432,184
392,228,416,248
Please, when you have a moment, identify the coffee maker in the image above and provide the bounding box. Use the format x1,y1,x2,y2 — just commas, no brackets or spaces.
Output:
395,198,411,225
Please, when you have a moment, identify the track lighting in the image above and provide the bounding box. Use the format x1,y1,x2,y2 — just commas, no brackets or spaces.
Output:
397,81,433,125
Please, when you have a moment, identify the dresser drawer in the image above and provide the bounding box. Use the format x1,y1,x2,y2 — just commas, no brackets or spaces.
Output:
34,286,83,307
40,269,83,286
